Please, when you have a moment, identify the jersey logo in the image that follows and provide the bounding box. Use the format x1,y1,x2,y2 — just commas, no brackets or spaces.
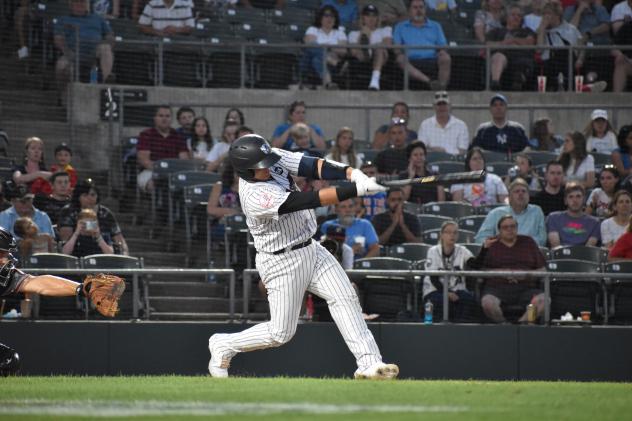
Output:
260,143,271,154
259,192,275,209
272,166,283,175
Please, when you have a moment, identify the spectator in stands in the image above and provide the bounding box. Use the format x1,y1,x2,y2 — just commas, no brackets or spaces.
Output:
371,187,422,246
612,125,632,177
608,214,632,260
138,0,194,37
524,0,545,32
357,0,407,26
14,217,55,259
301,5,349,89
91,0,121,18
586,165,620,217
137,106,190,191
289,124,323,158
417,91,469,155
321,224,355,270
486,4,537,91
207,159,241,242
475,178,547,246
358,161,387,220
207,120,239,173
469,214,547,323
423,220,476,323
59,178,129,257
51,143,78,191
325,127,364,168
372,102,417,149
400,140,445,203
472,93,529,154
175,107,195,138
349,4,393,90
224,108,245,127
322,0,360,27
474,0,505,43
394,0,451,90
558,131,595,189
271,101,326,151
13,137,52,196
321,198,380,259
602,190,632,249
0,182,55,238
187,117,214,160
505,154,541,191
240,0,285,9
425,0,456,12
237,126,254,138
451,147,509,207
54,0,115,89
547,182,600,247
584,109,618,154
611,0,632,92
33,172,72,226
528,117,564,152
531,161,567,216
375,118,409,175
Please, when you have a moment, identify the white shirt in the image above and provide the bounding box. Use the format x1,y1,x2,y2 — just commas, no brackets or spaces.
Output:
341,243,354,270
139,0,195,31
601,217,628,245
611,1,632,22
541,21,581,61
587,188,612,218
348,26,393,45
423,244,473,298
524,14,542,32
205,142,230,163
305,26,348,44
450,173,508,207
187,138,212,159
324,152,364,168
565,154,595,183
417,115,470,155
586,132,617,154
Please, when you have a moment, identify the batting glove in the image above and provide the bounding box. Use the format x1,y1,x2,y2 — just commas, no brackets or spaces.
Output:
355,177,387,196
349,168,370,183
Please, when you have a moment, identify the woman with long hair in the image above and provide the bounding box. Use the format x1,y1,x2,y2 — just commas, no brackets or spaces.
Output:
12,137,52,194
206,120,239,173
401,141,445,204
584,109,618,154
602,190,632,249
188,117,214,160
474,0,505,43
528,117,563,151
423,221,476,322
325,127,363,168
224,108,245,126
586,166,620,217
558,131,595,190
450,147,508,206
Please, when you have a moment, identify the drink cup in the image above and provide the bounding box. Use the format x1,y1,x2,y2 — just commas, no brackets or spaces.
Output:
20,299,32,319
354,236,366,248
575,75,584,92
537,75,547,93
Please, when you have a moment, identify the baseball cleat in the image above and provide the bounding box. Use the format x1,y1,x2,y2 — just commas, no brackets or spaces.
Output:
354,362,399,380
208,334,231,378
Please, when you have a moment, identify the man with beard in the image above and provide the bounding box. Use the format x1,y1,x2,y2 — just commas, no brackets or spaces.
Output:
371,188,421,247
321,198,380,260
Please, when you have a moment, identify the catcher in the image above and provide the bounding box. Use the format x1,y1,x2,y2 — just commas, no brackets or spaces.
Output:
0,227,125,375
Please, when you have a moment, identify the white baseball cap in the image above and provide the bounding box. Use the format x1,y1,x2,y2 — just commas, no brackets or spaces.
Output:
591,109,608,121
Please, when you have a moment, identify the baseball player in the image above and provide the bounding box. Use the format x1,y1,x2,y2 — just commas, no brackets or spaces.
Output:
208,134,399,380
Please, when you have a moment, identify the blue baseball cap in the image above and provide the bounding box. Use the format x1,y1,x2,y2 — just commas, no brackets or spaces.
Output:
490,93,508,105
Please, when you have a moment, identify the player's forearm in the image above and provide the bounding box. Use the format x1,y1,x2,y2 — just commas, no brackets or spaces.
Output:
19,275,79,296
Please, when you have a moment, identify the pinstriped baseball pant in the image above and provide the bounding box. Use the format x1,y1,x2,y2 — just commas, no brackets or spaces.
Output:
215,241,383,370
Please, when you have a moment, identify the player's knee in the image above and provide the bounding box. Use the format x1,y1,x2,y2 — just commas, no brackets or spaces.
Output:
269,326,296,346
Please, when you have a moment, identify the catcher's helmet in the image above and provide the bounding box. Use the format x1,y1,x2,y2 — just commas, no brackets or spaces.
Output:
0,227,16,253
229,134,281,181
0,342,20,377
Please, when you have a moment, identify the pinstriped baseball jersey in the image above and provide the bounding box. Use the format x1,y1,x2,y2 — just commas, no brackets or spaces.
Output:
239,148,316,253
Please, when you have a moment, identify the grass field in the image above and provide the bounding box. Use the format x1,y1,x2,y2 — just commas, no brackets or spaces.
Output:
1,376,631,420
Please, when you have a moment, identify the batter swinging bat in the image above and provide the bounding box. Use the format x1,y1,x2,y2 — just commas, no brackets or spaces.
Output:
379,170,486,188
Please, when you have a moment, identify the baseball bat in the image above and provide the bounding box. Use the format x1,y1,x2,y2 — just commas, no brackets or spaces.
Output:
379,170,486,188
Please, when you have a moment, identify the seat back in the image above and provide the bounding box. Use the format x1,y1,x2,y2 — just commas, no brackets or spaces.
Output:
459,242,482,256
604,261,632,322
152,159,206,178
486,161,514,177
418,214,453,231
423,228,475,244
457,215,486,233
426,151,458,163
169,171,220,192
27,253,80,269
27,253,81,319
354,257,411,270
386,243,432,262
423,201,475,219
551,246,607,264
547,259,604,320
428,161,465,175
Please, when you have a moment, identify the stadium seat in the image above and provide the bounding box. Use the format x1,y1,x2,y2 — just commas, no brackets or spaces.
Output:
270,6,313,27
181,183,214,262
385,243,432,262
223,7,268,26
252,31,300,88
539,246,551,261
423,228,475,244
418,214,453,231
403,201,424,215
167,171,220,236
593,153,612,171
550,245,607,265
459,242,482,256
224,213,253,270
358,149,378,163
81,254,145,319
486,161,514,177
546,259,606,322
480,149,509,163
426,151,458,163
475,203,506,215
286,0,321,11
428,161,465,174
524,151,558,167
604,261,632,323
422,201,475,219
457,215,486,233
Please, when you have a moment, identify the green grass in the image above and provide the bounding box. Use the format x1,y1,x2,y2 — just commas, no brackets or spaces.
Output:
1,376,631,420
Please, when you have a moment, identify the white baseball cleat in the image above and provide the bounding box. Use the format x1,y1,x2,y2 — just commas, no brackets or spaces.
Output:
354,362,399,380
208,334,231,378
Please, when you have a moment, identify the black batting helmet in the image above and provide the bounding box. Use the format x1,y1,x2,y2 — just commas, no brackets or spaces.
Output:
229,134,281,181
0,342,20,377
0,228,16,253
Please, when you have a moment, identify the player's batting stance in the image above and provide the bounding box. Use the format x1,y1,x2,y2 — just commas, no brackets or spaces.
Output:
208,134,399,380
0,227,124,376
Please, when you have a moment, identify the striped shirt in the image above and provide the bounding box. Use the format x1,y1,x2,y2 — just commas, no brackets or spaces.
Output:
239,148,316,253
138,0,194,31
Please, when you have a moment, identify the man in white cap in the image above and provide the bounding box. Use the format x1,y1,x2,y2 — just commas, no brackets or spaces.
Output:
417,91,469,156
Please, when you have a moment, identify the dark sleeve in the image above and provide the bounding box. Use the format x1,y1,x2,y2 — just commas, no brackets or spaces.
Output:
102,207,122,236
57,205,75,229
278,191,323,215
406,213,421,236
371,213,388,235
466,246,489,270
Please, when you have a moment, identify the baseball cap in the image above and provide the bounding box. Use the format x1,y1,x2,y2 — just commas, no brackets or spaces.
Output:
490,93,508,105
591,109,608,121
433,90,450,105
54,142,73,155
362,4,379,15
326,224,346,240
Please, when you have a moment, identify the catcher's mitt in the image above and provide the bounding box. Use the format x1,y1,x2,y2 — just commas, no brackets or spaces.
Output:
83,273,126,317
